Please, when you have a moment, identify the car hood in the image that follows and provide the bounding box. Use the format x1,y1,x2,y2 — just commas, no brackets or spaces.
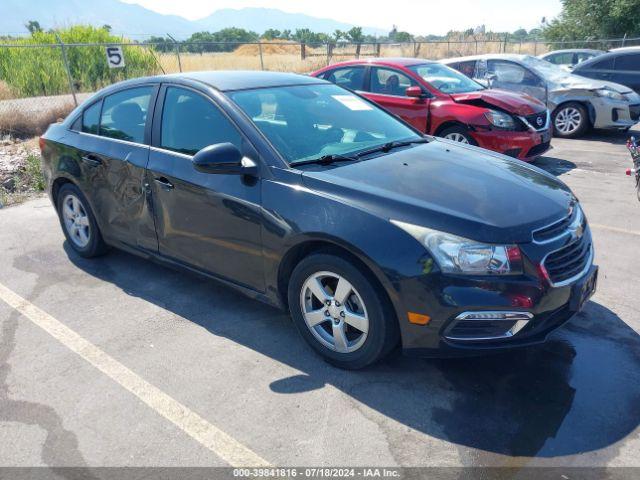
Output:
549,73,634,94
300,140,574,244
449,89,546,115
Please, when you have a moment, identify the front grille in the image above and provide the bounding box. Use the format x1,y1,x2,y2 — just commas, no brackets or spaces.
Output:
522,110,549,131
533,206,582,243
526,141,551,158
544,236,592,285
630,104,640,121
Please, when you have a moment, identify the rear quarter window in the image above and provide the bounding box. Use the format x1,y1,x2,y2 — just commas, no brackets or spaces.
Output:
99,87,153,143
81,101,101,135
615,54,640,71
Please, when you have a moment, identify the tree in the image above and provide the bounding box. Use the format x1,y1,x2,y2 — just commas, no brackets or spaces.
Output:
262,29,281,40
346,27,364,43
25,20,42,35
333,29,343,42
544,0,640,41
394,31,414,42
512,28,528,38
145,35,174,53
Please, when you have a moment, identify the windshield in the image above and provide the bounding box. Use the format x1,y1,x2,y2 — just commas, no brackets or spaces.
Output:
229,84,421,165
409,63,485,94
519,55,569,80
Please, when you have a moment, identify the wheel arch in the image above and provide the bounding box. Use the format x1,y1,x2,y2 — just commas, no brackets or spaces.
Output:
552,100,595,127
277,237,399,325
433,120,470,136
51,176,77,209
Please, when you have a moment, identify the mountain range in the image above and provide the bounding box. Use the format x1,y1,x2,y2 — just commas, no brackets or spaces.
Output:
1,0,387,38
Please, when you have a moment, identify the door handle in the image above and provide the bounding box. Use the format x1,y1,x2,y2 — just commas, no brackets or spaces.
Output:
81,154,102,167
154,177,174,190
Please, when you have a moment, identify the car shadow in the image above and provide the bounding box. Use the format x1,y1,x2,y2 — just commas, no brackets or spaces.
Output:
584,129,635,145
64,244,640,459
533,155,577,176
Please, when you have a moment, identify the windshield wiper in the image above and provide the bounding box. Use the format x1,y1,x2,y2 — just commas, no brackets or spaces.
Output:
355,137,430,159
291,153,359,167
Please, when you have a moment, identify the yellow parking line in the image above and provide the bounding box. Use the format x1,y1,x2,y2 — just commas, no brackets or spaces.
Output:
591,223,640,237
0,282,270,467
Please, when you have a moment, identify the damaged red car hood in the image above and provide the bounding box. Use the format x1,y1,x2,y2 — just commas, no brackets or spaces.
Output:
450,89,545,115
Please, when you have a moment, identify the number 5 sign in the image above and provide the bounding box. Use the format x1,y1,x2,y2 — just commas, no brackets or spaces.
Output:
105,46,125,68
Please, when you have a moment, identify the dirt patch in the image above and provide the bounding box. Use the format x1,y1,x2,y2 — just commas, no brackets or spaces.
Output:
0,137,44,207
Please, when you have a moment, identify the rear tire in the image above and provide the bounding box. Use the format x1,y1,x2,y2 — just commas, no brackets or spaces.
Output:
438,125,478,146
288,253,399,369
56,183,109,258
552,102,589,138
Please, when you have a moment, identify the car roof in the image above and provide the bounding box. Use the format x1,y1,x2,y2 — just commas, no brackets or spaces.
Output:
99,70,327,93
440,53,529,64
608,46,640,53
539,48,604,57
327,57,435,68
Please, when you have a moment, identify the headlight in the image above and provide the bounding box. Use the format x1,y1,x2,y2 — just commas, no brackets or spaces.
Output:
391,220,523,275
484,109,516,129
594,88,626,101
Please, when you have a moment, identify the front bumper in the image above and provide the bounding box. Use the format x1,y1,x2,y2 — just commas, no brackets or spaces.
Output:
397,228,597,357
591,96,640,129
470,128,551,162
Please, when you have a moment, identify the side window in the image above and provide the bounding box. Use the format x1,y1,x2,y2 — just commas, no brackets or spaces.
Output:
324,67,365,91
99,87,153,143
547,52,574,65
615,54,640,71
82,101,101,135
370,67,417,96
589,57,614,70
448,61,476,78
160,87,242,156
487,60,542,87
576,52,596,64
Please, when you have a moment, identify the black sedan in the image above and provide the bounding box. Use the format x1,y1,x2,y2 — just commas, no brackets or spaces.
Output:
40,71,597,369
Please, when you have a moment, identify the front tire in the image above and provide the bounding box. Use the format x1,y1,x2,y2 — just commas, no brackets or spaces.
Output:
56,183,109,258
438,125,478,145
552,102,589,138
288,253,399,370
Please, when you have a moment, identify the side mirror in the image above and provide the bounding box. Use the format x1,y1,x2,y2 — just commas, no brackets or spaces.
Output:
192,143,258,176
405,86,425,98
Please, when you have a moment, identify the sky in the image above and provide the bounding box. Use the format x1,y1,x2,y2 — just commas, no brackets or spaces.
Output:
121,0,563,35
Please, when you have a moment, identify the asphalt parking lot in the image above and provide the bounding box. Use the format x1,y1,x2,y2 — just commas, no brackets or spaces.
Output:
1,128,640,473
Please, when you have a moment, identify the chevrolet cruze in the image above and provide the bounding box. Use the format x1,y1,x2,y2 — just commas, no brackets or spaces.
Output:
40,71,597,369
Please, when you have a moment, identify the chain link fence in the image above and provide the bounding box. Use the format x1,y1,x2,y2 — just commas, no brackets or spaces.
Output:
1,35,640,137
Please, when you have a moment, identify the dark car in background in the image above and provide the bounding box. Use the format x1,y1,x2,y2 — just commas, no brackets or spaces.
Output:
312,58,551,162
572,47,640,95
40,71,597,369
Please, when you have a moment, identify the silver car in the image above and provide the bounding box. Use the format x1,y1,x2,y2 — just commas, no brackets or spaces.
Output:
538,49,605,71
442,54,640,138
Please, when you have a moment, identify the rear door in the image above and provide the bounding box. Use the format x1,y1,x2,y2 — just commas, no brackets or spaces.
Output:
147,84,264,291
69,85,158,250
321,66,367,93
364,66,430,131
575,56,615,82
613,53,640,94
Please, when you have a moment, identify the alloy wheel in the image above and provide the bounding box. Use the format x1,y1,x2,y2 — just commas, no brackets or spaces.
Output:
443,132,470,144
299,271,369,353
555,107,582,135
62,193,91,248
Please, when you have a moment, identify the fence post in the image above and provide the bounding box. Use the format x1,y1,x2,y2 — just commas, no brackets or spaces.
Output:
622,33,627,47
355,43,361,59
375,42,381,56
534,41,538,55
55,33,77,106
301,42,306,60
326,43,333,66
167,34,182,72
258,42,264,70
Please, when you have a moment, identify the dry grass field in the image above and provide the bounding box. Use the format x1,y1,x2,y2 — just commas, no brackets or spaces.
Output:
156,40,552,74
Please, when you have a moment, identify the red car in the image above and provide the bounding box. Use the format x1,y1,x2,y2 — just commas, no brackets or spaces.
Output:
311,58,551,161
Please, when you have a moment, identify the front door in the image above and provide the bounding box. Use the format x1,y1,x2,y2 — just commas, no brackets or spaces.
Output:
364,67,430,132
146,85,264,291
